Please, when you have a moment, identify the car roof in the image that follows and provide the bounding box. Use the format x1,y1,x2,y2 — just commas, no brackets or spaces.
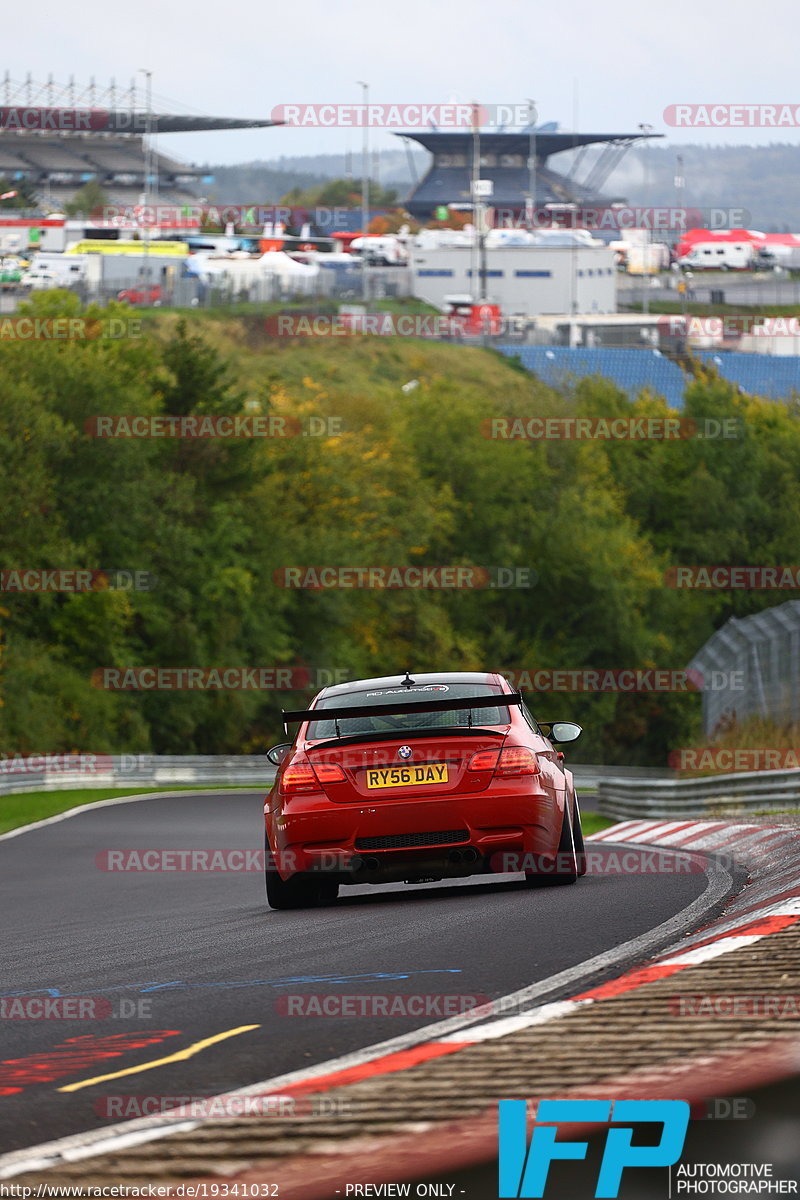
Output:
317,671,506,699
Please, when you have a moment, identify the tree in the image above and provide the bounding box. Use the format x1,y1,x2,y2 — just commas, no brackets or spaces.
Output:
64,179,109,217
0,177,38,210
278,178,398,209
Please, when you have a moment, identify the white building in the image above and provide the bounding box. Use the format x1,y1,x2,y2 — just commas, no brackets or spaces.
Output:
410,241,617,317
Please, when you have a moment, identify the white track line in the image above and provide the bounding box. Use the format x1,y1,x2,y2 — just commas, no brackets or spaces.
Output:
0,788,271,844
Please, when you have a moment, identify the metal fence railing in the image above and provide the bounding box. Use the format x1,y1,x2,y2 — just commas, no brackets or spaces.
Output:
0,757,666,799
2,266,414,313
687,600,800,735
0,755,276,796
597,768,800,820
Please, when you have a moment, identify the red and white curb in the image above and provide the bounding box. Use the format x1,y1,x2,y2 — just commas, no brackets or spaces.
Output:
582,819,800,998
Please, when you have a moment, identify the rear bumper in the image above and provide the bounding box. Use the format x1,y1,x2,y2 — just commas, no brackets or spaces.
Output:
265,785,562,881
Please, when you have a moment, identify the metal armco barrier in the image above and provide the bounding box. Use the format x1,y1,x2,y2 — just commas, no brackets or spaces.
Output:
0,755,276,796
571,763,675,794
0,757,664,798
597,767,800,820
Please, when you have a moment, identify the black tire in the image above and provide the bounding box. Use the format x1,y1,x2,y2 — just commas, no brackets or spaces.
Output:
524,801,579,887
265,867,319,910
572,794,587,876
264,835,340,910
317,878,340,903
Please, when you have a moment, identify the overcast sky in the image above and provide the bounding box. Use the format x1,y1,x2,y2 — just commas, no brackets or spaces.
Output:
4,0,800,166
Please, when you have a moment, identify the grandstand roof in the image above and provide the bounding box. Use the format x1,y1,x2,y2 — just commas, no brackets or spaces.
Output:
0,76,284,206
0,109,280,134
397,129,660,157
396,127,662,218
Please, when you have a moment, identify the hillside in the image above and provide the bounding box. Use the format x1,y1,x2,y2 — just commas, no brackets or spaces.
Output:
2,295,800,763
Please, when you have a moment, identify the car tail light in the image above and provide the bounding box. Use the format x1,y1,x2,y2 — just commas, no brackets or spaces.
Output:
467,747,540,777
496,747,540,776
467,749,501,772
281,756,347,793
312,762,347,784
281,755,318,793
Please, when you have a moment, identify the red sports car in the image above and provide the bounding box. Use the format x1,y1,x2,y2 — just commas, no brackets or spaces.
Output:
264,671,585,909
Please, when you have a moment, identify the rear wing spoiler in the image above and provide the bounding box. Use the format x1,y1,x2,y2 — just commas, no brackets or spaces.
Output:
282,692,523,735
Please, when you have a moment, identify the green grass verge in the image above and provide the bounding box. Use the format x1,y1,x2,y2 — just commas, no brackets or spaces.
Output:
134,296,440,323
581,812,616,837
624,299,800,317
0,784,273,835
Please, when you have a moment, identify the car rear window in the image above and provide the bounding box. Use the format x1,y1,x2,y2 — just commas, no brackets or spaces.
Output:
308,683,511,739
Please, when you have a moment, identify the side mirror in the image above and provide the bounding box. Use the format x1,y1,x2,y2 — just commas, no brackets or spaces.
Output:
539,721,582,745
266,743,292,766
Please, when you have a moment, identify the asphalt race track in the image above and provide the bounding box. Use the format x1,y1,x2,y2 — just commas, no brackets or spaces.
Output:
0,790,723,1157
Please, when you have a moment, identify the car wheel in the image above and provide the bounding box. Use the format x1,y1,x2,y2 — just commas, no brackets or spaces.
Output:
264,836,339,909
524,801,579,887
265,866,321,910
317,878,340,903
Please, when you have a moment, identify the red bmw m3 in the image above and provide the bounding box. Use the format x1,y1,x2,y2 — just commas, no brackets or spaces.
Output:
264,671,585,909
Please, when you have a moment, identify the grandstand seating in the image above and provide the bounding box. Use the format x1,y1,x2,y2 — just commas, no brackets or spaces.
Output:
83,143,151,172
496,345,687,407
498,345,800,406
0,149,31,171
0,132,203,208
20,141,92,171
694,352,800,399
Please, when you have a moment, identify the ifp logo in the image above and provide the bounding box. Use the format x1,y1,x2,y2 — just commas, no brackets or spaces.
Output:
498,1099,690,1197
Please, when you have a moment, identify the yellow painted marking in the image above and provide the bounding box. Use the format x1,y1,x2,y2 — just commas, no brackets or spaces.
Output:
58,1024,260,1092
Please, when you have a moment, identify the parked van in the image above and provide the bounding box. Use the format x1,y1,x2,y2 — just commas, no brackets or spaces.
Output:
677,242,754,271
20,254,90,289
